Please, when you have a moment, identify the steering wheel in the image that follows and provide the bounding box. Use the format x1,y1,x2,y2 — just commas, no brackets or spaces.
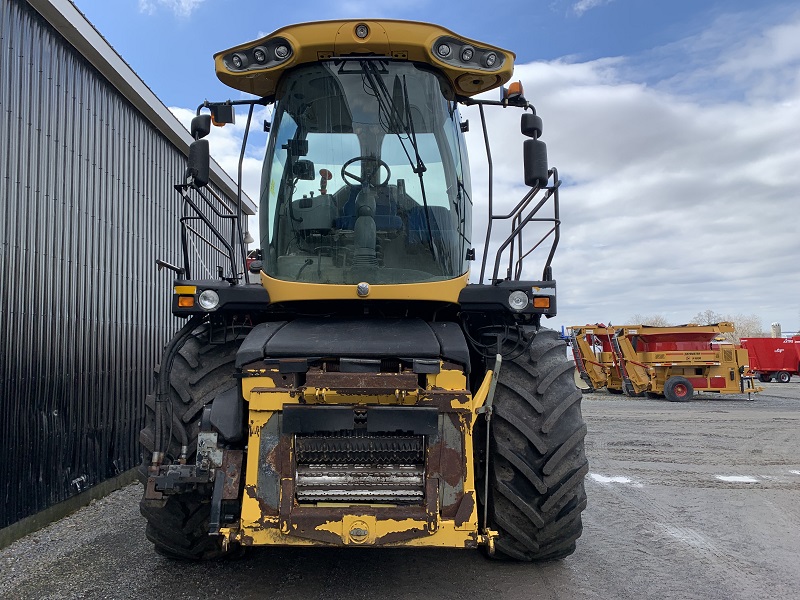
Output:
341,156,391,188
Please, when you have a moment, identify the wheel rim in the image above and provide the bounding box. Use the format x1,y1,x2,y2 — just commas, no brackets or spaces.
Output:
674,383,688,397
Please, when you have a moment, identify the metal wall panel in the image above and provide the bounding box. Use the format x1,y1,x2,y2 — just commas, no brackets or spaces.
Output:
0,0,242,528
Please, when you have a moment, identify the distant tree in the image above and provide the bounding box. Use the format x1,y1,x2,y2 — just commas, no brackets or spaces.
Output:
731,313,768,340
690,309,723,326
690,309,766,343
628,314,672,327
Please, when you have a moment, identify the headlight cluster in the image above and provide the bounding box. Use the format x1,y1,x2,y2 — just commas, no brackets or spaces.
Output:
225,37,292,72
433,36,503,71
507,289,553,312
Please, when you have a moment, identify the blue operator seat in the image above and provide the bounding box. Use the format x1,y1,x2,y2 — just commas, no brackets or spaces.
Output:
334,186,403,231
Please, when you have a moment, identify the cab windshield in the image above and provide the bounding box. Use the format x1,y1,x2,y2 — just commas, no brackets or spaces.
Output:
259,60,472,285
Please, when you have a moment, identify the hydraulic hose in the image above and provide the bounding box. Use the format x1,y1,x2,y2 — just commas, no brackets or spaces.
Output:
152,315,203,465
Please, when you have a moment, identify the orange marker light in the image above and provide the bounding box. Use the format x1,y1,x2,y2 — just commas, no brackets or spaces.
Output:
533,297,550,308
178,296,195,308
507,81,524,99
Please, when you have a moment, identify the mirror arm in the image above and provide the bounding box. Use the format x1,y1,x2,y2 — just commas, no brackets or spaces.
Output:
235,103,255,283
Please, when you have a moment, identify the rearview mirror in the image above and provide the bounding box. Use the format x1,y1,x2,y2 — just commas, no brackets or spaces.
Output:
293,159,315,180
190,114,211,140
523,139,549,188
187,140,210,188
521,113,543,139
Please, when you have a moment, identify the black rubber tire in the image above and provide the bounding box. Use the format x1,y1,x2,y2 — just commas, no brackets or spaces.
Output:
139,323,248,560
757,373,772,383
776,371,791,383
479,328,588,562
664,376,693,402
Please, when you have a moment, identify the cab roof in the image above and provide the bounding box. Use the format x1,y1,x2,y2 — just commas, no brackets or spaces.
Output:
214,19,515,99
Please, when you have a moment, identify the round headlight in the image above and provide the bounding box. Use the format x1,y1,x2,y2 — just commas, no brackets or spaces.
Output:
253,47,267,63
437,43,451,58
460,46,474,62
231,53,245,69
274,45,290,59
484,52,498,68
355,23,370,39
508,290,529,311
198,290,220,311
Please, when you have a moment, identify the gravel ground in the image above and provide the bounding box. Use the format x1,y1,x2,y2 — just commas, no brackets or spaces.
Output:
2,381,799,599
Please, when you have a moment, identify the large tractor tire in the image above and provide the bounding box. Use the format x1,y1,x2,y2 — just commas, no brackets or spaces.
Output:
481,328,589,561
139,323,248,560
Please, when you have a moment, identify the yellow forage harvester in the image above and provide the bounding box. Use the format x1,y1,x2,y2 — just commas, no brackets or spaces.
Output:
140,20,587,562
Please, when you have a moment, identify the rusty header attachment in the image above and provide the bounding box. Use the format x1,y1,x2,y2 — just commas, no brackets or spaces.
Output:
214,19,515,98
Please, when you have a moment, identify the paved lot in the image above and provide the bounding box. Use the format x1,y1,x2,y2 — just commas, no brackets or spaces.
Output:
2,381,799,599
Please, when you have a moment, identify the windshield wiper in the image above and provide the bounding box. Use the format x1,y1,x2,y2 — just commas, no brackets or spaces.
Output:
361,62,424,173
399,73,437,258
361,62,437,259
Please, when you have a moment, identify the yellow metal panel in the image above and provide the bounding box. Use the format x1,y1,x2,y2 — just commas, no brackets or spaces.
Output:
214,20,514,98
240,408,277,529
235,518,477,548
570,328,608,389
616,337,651,392
173,285,196,295
470,369,493,418
430,369,467,391
736,348,750,367
237,355,484,549
246,389,300,411
260,272,469,304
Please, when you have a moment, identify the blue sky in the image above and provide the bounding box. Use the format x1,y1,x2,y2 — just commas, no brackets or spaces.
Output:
75,0,788,106
73,0,800,333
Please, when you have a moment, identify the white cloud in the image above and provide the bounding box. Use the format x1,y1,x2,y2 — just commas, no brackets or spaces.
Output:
138,0,205,18
462,10,800,330
572,0,615,17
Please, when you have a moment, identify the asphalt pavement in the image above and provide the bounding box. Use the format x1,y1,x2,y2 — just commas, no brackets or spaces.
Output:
2,381,798,599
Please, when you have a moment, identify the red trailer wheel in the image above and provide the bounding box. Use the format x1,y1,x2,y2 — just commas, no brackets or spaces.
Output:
664,376,694,402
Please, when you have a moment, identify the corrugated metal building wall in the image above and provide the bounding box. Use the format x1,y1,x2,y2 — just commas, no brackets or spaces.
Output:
0,0,253,529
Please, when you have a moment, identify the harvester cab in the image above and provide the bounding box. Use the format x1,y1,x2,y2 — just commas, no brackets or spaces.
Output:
141,20,588,563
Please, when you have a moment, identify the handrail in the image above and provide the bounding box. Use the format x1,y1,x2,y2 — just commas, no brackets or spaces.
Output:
476,100,561,284
175,183,240,282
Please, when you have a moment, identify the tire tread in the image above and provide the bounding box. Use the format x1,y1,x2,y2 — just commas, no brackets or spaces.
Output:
483,328,588,562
